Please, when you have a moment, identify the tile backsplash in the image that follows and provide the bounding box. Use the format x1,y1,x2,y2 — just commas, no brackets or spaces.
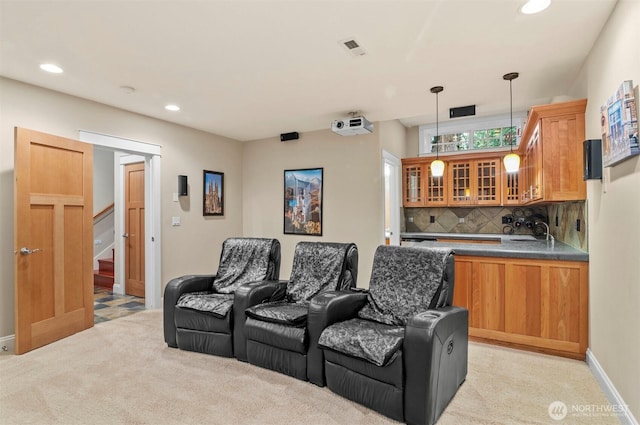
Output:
403,201,587,251
546,201,587,251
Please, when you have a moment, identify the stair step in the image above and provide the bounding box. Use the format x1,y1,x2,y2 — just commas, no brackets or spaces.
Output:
94,271,114,289
98,258,114,274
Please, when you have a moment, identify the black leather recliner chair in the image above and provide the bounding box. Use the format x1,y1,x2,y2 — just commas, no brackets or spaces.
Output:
163,237,281,358
242,241,358,385
315,245,468,425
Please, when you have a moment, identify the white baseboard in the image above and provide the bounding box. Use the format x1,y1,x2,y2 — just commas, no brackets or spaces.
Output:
112,283,123,295
0,334,15,355
586,348,638,425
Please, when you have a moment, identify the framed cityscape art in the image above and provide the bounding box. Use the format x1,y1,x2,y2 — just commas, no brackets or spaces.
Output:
203,170,223,216
601,80,639,167
283,168,323,236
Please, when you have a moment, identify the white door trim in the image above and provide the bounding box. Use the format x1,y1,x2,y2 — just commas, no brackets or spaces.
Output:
382,150,401,246
79,131,161,310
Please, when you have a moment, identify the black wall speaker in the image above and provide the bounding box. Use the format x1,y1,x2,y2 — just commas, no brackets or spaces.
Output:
178,175,188,196
450,105,476,119
583,139,602,180
280,132,299,142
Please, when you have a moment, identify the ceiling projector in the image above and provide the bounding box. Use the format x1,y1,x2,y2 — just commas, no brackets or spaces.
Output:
331,116,374,136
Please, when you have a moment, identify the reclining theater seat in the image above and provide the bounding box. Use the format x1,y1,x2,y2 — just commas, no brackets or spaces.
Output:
163,237,281,357
316,245,468,425
243,241,358,385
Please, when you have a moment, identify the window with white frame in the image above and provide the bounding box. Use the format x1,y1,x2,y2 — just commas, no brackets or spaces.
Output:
419,112,526,156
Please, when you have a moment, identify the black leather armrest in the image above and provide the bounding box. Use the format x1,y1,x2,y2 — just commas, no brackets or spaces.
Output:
404,306,469,425
163,274,215,347
309,290,368,327
232,280,288,361
306,290,369,386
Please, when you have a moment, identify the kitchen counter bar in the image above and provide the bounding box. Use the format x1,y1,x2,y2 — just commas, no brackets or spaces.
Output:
400,232,588,262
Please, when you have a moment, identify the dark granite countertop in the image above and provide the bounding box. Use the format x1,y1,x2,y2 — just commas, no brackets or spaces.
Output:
400,232,589,262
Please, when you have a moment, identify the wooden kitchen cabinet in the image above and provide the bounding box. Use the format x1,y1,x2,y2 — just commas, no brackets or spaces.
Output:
402,162,425,206
402,155,516,207
452,255,588,360
502,166,520,205
448,158,502,206
520,99,587,204
521,123,543,203
425,166,447,206
402,159,447,207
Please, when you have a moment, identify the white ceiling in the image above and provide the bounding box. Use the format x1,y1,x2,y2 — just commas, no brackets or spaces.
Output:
0,0,617,142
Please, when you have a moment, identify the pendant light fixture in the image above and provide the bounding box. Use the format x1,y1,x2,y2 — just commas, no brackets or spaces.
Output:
430,85,445,177
503,72,520,173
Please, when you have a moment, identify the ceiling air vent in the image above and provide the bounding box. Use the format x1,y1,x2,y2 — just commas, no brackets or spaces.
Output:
339,38,366,57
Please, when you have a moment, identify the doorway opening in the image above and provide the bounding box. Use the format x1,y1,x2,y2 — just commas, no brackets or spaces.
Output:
79,131,161,315
383,150,401,246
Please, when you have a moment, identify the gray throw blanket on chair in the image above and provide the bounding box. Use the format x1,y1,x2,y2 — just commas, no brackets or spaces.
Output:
176,238,276,317
358,245,453,326
213,238,276,294
318,245,453,366
286,242,352,303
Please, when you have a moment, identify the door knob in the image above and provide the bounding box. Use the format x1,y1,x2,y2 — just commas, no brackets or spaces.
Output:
122,233,129,238
20,247,41,255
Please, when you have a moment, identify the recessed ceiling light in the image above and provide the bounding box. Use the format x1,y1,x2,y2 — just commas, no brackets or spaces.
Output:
521,0,551,14
40,63,63,73
165,104,180,112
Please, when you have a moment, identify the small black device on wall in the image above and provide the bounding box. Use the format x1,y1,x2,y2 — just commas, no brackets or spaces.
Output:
178,175,188,196
583,139,602,180
280,132,299,142
449,105,476,119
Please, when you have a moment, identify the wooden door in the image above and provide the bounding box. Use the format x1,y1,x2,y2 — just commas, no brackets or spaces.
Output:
523,123,543,203
124,162,145,298
474,159,501,205
402,163,425,206
14,128,94,354
470,260,506,332
541,114,587,201
448,161,472,205
502,166,520,205
452,258,473,320
425,162,447,206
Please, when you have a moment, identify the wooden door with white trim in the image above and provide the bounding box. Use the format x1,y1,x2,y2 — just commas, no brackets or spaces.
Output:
124,162,145,298
14,128,94,354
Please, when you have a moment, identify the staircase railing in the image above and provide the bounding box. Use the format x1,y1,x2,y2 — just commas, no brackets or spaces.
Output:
94,203,114,224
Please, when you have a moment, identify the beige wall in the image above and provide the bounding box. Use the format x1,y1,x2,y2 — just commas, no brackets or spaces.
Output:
93,149,114,215
406,125,420,157
0,78,243,338
378,119,407,159
242,126,391,287
574,0,640,419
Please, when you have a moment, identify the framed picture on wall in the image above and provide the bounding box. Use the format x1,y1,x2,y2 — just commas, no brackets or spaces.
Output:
284,168,323,236
601,80,639,167
203,170,224,216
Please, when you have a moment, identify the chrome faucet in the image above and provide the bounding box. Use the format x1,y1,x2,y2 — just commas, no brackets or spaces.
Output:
536,221,555,244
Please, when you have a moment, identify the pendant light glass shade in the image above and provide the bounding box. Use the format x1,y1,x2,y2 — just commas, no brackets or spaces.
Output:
430,159,445,177
503,72,520,174
503,152,521,173
430,85,445,177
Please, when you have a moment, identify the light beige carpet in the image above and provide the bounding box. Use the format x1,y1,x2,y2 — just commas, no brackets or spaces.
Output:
0,310,620,425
